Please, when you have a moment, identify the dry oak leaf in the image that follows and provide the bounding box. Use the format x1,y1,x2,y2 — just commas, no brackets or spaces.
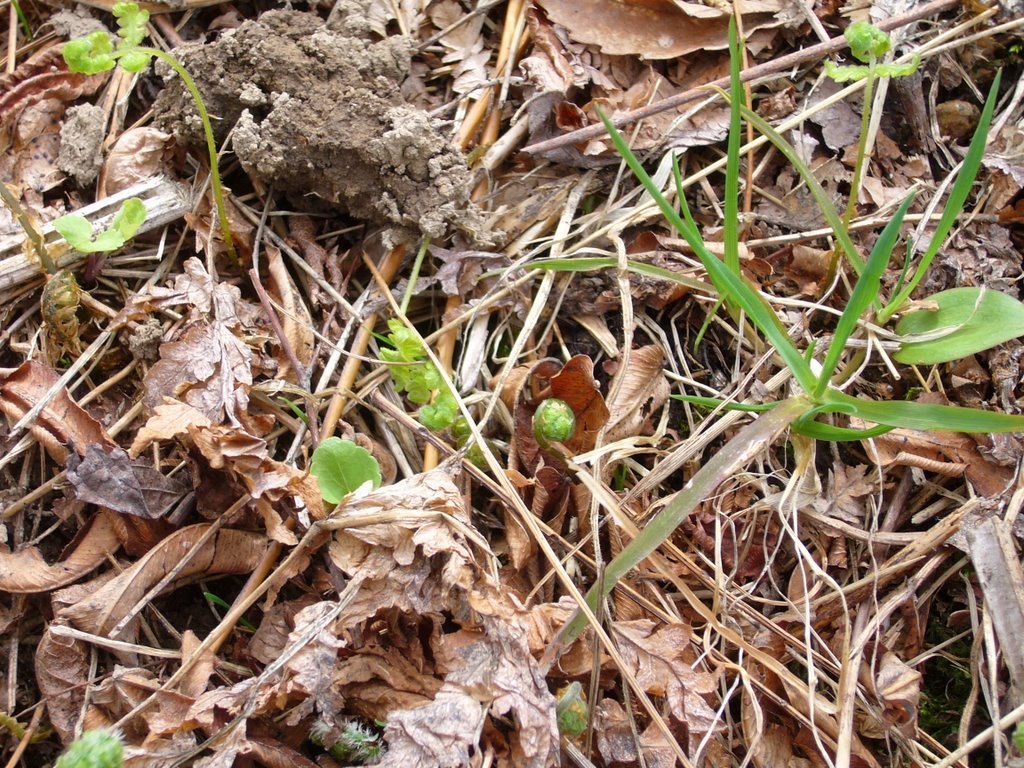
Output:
810,463,875,525
58,525,268,639
0,360,113,462
128,397,213,458
0,509,121,593
533,0,791,60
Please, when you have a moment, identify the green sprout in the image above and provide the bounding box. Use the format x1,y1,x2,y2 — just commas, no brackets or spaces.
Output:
53,198,146,253
55,730,124,768
824,22,920,228
63,2,237,263
379,318,459,432
310,437,382,504
533,398,576,446
555,682,588,738
310,720,385,764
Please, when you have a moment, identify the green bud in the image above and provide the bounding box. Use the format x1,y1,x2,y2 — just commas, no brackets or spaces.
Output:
533,398,576,443
845,21,890,62
556,682,588,737
56,730,124,768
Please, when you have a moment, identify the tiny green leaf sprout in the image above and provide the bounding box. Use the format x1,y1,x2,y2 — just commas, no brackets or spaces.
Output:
533,398,576,445
53,198,145,253
310,437,382,504
555,682,589,738
379,318,459,432
63,3,237,264
823,21,920,82
309,719,386,764
55,730,124,768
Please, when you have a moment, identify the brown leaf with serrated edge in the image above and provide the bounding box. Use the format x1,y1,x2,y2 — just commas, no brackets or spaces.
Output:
810,463,875,525
35,625,90,744
0,509,121,593
67,444,188,519
59,525,268,639
613,620,722,754
604,345,669,443
248,595,320,665
595,698,677,768
0,361,113,462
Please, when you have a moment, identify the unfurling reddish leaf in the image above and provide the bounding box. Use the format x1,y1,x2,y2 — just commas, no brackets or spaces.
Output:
549,354,609,454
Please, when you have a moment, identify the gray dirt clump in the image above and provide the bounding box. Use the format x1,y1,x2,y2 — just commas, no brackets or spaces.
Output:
58,104,105,186
152,8,474,238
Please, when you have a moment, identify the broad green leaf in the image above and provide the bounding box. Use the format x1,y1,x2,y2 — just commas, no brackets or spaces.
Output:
112,197,146,239
894,287,1024,364
824,389,1024,433
52,215,94,247
310,437,382,504
62,30,116,75
814,192,914,397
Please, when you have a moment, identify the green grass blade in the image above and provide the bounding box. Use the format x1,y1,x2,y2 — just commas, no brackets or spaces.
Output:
824,389,1024,432
791,420,894,441
813,192,914,398
596,109,818,394
556,396,810,645
671,394,777,413
724,18,743,277
527,257,713,293
734,101,864,274
879,69,1002,323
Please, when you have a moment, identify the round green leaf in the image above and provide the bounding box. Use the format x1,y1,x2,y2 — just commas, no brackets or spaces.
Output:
894,287,1024,365
112,197,146,239
310,437,382,504
52,214,94,248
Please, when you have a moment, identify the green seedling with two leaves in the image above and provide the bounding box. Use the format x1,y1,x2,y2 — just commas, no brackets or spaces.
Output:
545,19,1024,645
62,2,238,263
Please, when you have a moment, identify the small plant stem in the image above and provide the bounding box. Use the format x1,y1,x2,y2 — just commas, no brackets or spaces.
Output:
137,47,237,265
400,236,430,315
843,61,877,227
0,183,56,274
422,292,461,471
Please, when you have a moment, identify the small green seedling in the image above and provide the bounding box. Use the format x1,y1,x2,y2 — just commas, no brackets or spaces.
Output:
379,318,459,431
310,720,386,764
555,682,589,738
63,2,237,263
53,198,145,253
55,730,124,768
310,437,382,504
533,398,576,446
203,591,257,632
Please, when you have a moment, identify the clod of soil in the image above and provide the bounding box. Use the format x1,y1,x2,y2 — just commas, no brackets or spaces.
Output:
58,103,105,186
153,8,475,238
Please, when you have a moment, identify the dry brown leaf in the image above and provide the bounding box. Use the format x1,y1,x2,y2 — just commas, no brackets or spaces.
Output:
128,397,213,458
810,463,875,525
0,509,121,593
58,525,268,639
264,245,314,384
613,620,722,753
67,444,188,519
533,0,788,60
0,360,113,462
35,626,91,743
98,126,174,198
604,345,669,443
248,594,319,665
595,698,677,768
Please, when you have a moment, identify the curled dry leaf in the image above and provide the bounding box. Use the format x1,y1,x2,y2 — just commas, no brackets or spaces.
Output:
604,344,669,443
98,126,174,198
128,397,213,458
67,443,189,519
595,698,677,768
35,625,91,744
0,508,121,593
58,524,268,639
264,245,314,385
0,360,112,462
550,354,610,455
